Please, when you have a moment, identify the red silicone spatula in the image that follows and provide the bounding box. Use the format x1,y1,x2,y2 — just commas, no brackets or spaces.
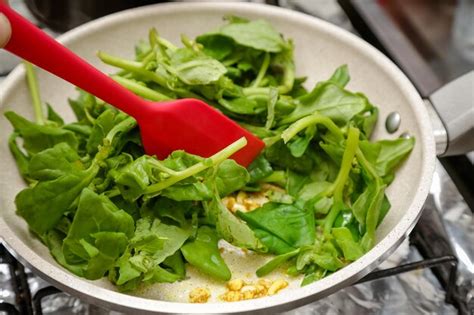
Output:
0,4,264,166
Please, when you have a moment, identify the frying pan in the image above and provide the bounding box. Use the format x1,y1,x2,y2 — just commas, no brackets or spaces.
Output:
0,3,472,314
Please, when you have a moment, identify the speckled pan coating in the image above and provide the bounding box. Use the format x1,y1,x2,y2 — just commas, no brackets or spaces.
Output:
0,2,435,314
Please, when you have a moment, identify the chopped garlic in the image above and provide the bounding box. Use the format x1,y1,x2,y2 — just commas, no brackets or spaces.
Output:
268,279,288,295
189,287,211,303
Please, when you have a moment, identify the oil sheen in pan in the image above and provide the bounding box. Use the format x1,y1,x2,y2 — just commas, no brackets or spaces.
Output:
131,241,303,303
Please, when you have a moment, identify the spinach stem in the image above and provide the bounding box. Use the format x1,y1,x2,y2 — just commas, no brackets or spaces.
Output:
105,117,137,143
252,53,271,88
243,87,270,96
261,170,286,184
278,63,294,94
111,76,171,101
281,113,343,143
24,62,45,125
265,87,278,130
222,54,242,66
356,147,386,250
145,137,247,194
246,94,295,113
98,51,201,99
149,28,159,49
156,36,177,52
323,127,359,233
355,148,378,180
140,50,155,66
98,51,167,86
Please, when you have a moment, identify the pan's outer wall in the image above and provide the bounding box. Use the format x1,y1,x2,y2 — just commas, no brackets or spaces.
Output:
0,3,435,314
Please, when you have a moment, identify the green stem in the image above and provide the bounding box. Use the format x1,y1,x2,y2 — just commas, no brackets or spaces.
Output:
111,76,170,101
281,113,344,143
242,87,269,96
148,159,179,176
356,147,386,250
140,50,156,66
92,117,137,163
98,51,201,99
246,94,295,113
98,51,168,86
355,148,379,180
24,62,44,125
323,127,360,233
105,117,137,143
242,64,294,95
145,137,247,194
252,53,271,88
148,28,159,48
156,36,177,52
265,87,278,130
261,170,286,185
278,63,294,95
222,54,242,66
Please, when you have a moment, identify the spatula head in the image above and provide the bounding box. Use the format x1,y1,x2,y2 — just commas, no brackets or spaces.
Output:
137,99,265,167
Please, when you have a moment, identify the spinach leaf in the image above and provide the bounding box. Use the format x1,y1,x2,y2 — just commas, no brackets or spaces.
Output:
252,228,296,255
287,125,316,158
203,195,264,251
213,159,250,196
218,97,264,115
86,109,128,155
197,34,235,60
201,19,286,53
181,226,231,281
256,249,299,277
374,138,415,183
359,137,415,183
328,64,350,87
82,232,129,279
5,111,78,155
280,82,369,125
296,241,344,272
169,48,227,85
8,133,31,181
285,169,309,197
46,103,64,126
15,158,99,235
110,155,155,202
265,141,313,173
28,143,83,181
162,251,186,278
63,189,134,265
332,227,364,261
247,155,273,183
44,230,84,276
152,197,192,227
238,202,315,253
111,216,190,289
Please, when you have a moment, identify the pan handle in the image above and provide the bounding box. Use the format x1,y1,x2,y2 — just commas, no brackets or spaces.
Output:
427,70,474,156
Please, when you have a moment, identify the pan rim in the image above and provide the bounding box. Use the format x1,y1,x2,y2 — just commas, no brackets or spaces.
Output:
0,2,435,314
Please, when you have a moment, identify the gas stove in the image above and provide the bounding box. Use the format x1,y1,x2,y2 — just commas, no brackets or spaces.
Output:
0,1,472,314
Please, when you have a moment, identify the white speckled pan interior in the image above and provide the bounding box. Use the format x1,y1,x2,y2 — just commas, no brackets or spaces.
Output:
0,3,435,314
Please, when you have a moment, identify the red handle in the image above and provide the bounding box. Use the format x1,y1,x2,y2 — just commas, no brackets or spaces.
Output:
0,4,145,119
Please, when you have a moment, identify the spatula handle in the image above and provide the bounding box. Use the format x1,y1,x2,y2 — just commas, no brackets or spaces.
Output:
0,4,144,118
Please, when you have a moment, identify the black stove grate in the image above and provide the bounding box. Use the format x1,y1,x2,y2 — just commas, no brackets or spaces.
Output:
0,244,33,315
